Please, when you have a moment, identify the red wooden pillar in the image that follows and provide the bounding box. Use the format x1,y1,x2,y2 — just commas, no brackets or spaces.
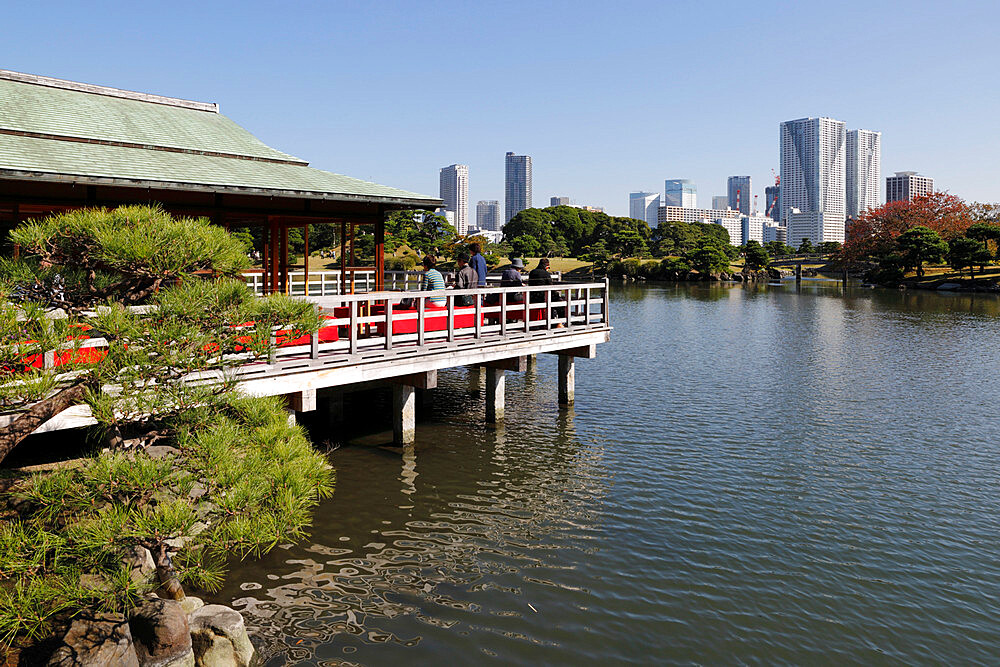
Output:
303,224,310,296
280,225,289,294
268,217,280,295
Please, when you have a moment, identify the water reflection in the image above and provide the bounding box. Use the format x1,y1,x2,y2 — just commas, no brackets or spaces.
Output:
214,281,1000,665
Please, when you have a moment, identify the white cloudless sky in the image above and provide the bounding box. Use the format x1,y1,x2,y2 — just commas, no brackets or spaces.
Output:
3,0,999,218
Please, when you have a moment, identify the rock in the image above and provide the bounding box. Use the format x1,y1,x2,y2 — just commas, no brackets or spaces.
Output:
128,598,194,667
188,605,255,667
126,546,157,584
48,612,139,667
145,445,180,460
187,482,208,501
937,282,962,291
189,521,209,537
79,573,108,592
180,596,205,615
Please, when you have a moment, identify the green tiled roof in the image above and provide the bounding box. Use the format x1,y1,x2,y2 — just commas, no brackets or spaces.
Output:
0,71,439,205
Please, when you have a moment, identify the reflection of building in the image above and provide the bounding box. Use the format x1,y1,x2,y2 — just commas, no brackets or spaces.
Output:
712,195,729,210
505,152,532,223
780,117,846,246
630,192,661,227
846,129,881,219
476,200,501,232
550,196,570,206
727,176,751,215
886,171,934,203
664,179,697,208
439,164,469,235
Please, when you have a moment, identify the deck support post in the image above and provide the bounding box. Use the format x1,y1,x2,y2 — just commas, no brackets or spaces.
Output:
526,354,536,371
286,409,297,427
393,384,416,445
468,365,483,393
486,367,505,423
558,354,575,406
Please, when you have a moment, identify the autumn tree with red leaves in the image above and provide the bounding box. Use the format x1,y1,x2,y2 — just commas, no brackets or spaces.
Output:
842,192,973,265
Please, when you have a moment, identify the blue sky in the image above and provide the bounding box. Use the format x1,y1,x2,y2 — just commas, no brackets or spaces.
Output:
4,0,999,217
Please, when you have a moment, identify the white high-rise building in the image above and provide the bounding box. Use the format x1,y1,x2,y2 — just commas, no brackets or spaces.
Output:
629,192,661,227
846,129,881,219
780,117,847,247
505,152,532,223
476,200,501,232
886,172,934,202
727,176,752,215
664,179,697,208
439,164,469,235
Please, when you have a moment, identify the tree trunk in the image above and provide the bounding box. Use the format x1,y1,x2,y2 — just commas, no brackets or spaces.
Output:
0,383,87,464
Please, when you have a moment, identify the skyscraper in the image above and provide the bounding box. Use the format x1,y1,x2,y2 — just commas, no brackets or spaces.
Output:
727,176,752,215
886,172,934,203
476,200,501,232
765,185,781,222
779,117,847,246
712,195,729,210
846,129,881,219
505,152,532,223
550,196,570,206
629,192,661,227
664,179,697,208
439,164,469,235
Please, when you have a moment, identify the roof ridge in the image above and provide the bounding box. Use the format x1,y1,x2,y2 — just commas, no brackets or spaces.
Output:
0,69,219,113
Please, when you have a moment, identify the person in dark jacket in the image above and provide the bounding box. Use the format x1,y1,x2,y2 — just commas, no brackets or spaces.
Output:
468,243,488,288
500,258,525,304
453,252,478,306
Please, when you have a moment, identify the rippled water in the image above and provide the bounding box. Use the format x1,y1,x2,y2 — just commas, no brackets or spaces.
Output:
213,280,1000,664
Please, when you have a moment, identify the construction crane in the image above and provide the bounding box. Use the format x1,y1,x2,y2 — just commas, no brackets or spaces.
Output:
766,169,780,218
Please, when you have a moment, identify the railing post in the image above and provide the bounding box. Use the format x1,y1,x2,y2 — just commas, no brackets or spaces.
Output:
43,349,55,370
349,302,358,355
500,293,507,336
474,292,482,339
565,288,572,328
417,296,426,347
320,272,326,296
545,289,552,330
603,277,610,326
523,288,529,332
447,294,455,342
385,297,394,350
268,331,277,364
310,305,319,359
584,287,592,327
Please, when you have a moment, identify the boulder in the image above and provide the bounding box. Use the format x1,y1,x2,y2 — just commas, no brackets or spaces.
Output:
48,612,139,667
188,605,254,667
180,596,205,615
126,545,157,584
128,598,194,667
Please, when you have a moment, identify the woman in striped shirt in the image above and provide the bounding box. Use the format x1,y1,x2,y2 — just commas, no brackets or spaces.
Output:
420,255,446,306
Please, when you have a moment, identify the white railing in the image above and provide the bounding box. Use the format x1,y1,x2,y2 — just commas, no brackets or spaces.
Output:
245,270,564,297
7,281,610,412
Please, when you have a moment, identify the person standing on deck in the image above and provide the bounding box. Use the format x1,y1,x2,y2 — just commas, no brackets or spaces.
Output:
468,243,488,288
453,252,478,306
420,255,446,306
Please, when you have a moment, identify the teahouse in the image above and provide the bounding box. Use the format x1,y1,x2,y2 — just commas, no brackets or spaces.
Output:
0,69,440,293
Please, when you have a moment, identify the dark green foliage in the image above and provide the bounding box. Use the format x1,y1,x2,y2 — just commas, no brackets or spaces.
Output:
764,241,794,257
797,238,815,253
947,237,991,278
503,207,651,258
652,220,730,257
896,226,948,278
816,241,842,254
685,239,732,275
9,206,249,308
743,240,770,270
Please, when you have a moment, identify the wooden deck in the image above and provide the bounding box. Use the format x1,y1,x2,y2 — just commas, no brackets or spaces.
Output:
5,280,611,441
